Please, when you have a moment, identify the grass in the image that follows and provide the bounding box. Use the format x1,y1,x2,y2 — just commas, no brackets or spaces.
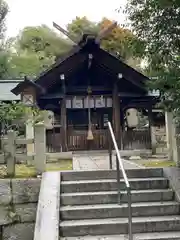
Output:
132,160,176,168
0,159,72,178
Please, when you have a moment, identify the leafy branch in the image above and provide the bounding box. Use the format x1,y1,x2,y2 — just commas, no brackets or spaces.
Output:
0,101,45,133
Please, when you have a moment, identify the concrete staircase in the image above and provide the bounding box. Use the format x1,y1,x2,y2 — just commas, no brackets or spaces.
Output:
60,168,180,240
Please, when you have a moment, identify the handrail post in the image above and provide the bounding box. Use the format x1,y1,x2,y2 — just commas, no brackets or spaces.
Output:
108,130,113,169
127,186,133,240
107,121,133,239
116,154,121,204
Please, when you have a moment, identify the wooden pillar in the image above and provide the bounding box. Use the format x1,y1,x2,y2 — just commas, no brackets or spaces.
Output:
120,108,124,150
60,74,67,152
112,81,121,148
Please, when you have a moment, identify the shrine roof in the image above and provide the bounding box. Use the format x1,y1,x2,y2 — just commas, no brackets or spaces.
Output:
11,35,150,96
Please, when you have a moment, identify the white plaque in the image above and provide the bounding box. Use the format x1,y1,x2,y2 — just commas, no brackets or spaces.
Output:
107,98,112,107
84,97,94,108
72,97,83,108
66,99,71,108
95,96,105,108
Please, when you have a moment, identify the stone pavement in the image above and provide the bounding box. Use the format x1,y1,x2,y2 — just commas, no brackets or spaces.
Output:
73,152,144,170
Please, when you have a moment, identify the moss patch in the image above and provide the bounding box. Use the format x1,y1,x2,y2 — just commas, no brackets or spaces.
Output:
132,160,176,168
0,159,72,178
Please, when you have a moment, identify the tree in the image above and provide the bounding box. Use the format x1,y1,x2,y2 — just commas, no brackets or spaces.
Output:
125,0,180,114
67,17,144,68
15,25,71,58
0,0,8,39
0,50,9,78
7,25,72,78
8,51,54,78
0,0,9,79
0,101,44,133
67,16,99,41
99,18,144,64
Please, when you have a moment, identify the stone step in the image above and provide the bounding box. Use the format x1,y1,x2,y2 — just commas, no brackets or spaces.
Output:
60,215,180,237
61,178,168,193
61,189,174,205
60,201,179,220
61,168,163,181
60,231,180,240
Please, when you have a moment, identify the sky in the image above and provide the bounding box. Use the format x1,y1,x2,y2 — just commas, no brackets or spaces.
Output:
5,0,127,38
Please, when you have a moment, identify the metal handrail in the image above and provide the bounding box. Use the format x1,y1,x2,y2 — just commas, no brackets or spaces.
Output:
107,121,133,240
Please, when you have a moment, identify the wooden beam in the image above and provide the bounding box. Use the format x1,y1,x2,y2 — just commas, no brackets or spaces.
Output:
66,86,112,92
53,22,77,44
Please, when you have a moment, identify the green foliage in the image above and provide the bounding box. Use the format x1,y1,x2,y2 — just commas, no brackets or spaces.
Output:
9,51,55,78
6,25,72,78
0,101,26,122
0,50,9,78
0,0,8,39
125,0,180,114
67,16,99,40
0,0,8,79
15,25,71,58
0,101,44,130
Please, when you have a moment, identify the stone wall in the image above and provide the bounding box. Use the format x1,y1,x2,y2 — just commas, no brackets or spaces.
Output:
0,178,41,240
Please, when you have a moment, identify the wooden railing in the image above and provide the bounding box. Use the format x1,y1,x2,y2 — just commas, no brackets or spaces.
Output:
122,129,151,150
67,129,109,151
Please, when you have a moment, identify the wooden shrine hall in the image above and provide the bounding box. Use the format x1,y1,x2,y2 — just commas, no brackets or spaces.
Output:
11,23,159,152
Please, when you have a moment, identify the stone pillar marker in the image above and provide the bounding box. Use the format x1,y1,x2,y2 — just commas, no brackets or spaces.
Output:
34,123,46,174
26,115,34,164
174,126,180,167
165,111,180,165
148,107,156,154
165,112,173,160
150,126,157,154
7,130,16,177
172,126,179,165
